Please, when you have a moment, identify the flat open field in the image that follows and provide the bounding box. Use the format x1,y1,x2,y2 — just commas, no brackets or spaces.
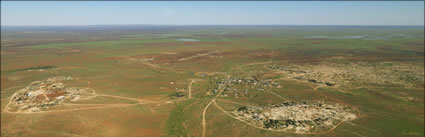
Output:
1,25,424,137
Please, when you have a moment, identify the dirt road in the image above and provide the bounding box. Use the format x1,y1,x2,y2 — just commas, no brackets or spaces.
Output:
121,56,160,68
201,87,225,137
178,51,218,61
188,79,195,99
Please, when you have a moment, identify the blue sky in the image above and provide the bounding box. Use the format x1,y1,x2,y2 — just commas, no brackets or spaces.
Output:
1,1,424,26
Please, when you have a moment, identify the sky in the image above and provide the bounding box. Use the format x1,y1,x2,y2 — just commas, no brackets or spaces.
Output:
1,1,424,26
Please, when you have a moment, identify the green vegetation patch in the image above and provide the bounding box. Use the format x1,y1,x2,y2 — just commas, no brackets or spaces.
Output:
168,92,185,98
165,100,193,137
9,65,56,73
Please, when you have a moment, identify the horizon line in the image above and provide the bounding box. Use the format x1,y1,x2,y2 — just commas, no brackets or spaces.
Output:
2,24,424,27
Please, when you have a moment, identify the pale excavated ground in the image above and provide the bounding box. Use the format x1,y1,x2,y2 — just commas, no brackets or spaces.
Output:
270,61,424,88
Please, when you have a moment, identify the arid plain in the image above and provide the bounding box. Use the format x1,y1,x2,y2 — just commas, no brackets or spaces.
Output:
1,26,424,137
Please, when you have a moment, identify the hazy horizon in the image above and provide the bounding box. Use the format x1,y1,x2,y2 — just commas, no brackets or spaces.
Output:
2,24,425,27
2,1,424,26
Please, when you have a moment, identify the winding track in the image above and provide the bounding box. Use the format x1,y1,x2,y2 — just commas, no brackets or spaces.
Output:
201,101,214,137
201,87,225,137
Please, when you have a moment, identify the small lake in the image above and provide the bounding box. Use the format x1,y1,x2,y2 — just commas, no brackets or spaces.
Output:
304,35,385,40
178,38,200,42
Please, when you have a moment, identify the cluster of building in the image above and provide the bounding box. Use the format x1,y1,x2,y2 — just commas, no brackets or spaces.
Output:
209,76,281,98
170,91,185,98
233,101,357,133
8,76,82,112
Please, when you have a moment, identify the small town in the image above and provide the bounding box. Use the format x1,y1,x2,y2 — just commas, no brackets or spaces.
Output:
233,101,358,133
7,76,87,112
208,76,281,98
